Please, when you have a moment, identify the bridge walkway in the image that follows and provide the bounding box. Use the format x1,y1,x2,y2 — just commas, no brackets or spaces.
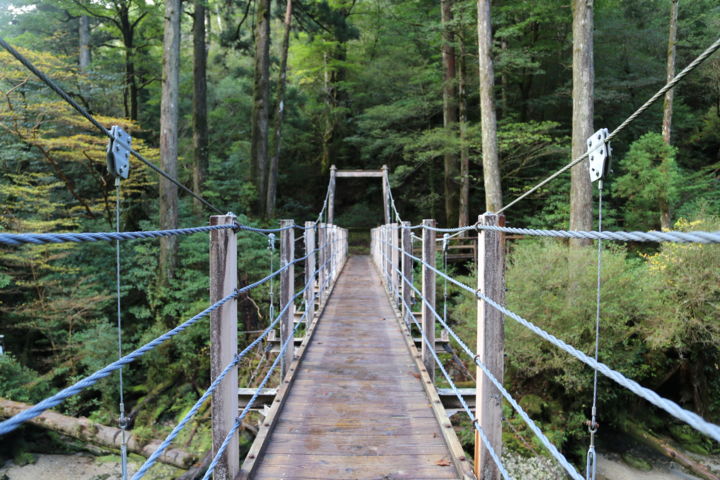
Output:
239,255,471,479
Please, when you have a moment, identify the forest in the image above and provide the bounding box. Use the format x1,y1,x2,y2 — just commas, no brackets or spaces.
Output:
0,0,719,478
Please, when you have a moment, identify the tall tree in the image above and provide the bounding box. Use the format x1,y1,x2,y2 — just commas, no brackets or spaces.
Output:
662,0,679,145
251,0,271,216
441,0,459,226
570,0,594,244
477,0,502,213
159,0,180,284
78,15,91,71
192,0,208,214
458,36,470,227
73,0,152,120
266,0,293,218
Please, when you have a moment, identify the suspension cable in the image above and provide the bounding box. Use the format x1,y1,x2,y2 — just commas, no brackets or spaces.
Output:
0,37,226,215
497,35,720,215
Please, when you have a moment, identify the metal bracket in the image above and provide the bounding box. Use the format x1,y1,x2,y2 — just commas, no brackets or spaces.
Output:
106,125,131,179
586,128,611,183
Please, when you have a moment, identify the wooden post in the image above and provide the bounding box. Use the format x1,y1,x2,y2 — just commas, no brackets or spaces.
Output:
328,165,337,225
381,165,391,225
209,214,239,480
474,213,505,479
421,219,436,381
318,223,327,297
401,221,413,324
304,221,316,321
280,219,295,378
390,223,399,302
384,224,392,287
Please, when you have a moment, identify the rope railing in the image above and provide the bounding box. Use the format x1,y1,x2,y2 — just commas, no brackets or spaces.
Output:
380,258,512,479
133,252,334,478
0,222,311,246
382,233,720,445
0,246,312,436
414,223,720,244
202,252,337,480
377,242,582,480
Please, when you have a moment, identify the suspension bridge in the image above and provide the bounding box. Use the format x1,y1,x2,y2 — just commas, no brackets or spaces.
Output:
1,34,720,480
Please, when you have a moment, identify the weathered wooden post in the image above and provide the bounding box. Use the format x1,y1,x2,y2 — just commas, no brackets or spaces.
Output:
209,214,239,479
304,221,316,322
401,221,413,324
384,224,392,288
474,213,505,479
381,165,391,225
328,165,337,225
421,219,436,381
390,223,399,302
280,219,295,378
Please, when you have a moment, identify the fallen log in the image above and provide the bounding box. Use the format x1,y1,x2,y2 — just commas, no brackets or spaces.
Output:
0,397,198,469
625,421,719,480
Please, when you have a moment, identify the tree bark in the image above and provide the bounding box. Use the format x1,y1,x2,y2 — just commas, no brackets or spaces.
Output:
570,0,594,246
251,0,271,216
0,398,197,469
458,37,470,228
662,0,679,145
159,0,181,285
266,0,293,219
441,0,459,226
477,0,502,213
192,0,209,215
79,16,91,71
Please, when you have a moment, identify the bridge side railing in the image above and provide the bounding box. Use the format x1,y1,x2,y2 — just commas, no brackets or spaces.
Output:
372,217,720,480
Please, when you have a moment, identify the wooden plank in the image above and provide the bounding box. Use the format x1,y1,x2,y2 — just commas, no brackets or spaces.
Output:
421,219,436,381
236,253,347,480
242,256,467,480
280,219,295,378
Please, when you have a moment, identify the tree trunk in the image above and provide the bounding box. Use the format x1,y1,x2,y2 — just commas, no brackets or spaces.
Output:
79,16,91,71
159,0,181,285
662,0,679,144
458,38,470,228
477,0,502,213
266,0,293,219
570,0,594,246
441,0,459,226
0,398,197,469
624,421,720,480
251,0,271,216
192,0,209,215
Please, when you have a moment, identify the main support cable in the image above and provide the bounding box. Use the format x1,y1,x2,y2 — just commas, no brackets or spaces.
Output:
497,35,720,215
0,37,225,215
389,243,720,443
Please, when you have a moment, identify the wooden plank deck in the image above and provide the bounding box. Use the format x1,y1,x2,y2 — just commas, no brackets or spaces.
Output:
239,255,472,480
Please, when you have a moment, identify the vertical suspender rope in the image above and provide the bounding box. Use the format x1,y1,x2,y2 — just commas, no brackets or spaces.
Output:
114,177,129,480
586,180,604,480
442,233,449,330
268,234,276,322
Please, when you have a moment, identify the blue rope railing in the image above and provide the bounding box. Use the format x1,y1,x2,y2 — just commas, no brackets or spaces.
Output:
385,237,720,444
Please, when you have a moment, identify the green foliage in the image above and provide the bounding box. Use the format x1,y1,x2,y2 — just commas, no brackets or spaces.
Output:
614,132,682,230
0,354,49,403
